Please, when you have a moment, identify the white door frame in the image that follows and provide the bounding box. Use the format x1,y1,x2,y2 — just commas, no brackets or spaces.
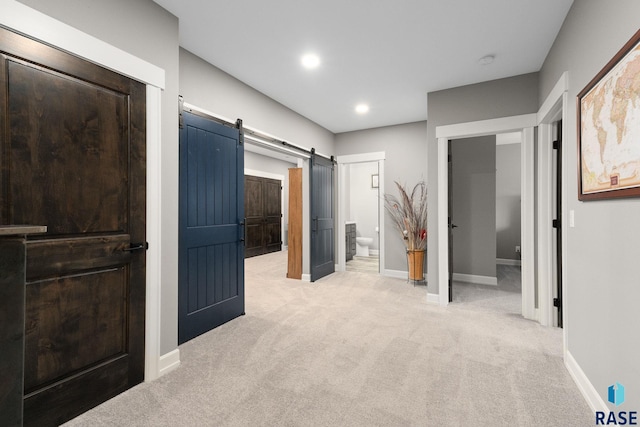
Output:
536,72,568,332
1,0,168,380
436,114,537,316
336,152,386,273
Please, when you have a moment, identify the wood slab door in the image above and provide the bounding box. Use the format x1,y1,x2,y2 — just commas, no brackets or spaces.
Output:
245,175,282,258
0,28,147,426
287,168,302,279
178,111,245,344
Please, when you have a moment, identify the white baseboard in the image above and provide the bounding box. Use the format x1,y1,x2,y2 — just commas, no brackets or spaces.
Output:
497,258,522,266
370,249,380,256
565,350,607,414
158,349,181,377
282,245,288,251
426,293,439,304
383,269,407,279
382,269,427,281
452,273,497,286
301,273,311,282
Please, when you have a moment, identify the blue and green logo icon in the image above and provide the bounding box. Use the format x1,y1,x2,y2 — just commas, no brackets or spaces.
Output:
609,382,625,407
596,382,637,425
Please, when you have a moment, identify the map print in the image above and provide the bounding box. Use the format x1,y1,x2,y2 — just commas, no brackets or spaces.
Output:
580,39,640,195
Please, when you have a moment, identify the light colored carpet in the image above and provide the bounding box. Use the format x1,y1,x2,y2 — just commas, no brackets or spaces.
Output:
453,264,522,315
346,255,379,273
64,252,591,426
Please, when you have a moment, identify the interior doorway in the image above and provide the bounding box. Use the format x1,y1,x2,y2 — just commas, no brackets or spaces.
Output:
437,73,568,331
1,27,148,425
2,0,166,386
344,161,380,274
436,115,536,318
536,74,568,329
448,134,523,314
336,152,386,274
552,120,563,327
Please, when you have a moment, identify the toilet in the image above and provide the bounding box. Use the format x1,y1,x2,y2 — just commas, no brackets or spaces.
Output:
355,237,374,257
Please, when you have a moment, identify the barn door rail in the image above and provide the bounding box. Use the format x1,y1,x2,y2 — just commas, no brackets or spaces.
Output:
178,97,335,162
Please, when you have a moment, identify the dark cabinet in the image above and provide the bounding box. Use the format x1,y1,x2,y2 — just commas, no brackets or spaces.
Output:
346,223,356,261
245,175,282,258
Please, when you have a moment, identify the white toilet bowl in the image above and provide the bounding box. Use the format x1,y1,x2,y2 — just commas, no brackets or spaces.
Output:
355,237,374,257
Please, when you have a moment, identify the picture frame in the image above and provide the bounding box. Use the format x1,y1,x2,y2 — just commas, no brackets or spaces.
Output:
577,28,640,201
371,174,379,188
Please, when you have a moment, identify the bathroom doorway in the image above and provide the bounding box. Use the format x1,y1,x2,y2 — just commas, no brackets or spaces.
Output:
345,161,379,273
336,152,386,274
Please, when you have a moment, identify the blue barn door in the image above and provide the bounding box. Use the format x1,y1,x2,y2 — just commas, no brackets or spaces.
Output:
179,110,245,344
310,152,335,282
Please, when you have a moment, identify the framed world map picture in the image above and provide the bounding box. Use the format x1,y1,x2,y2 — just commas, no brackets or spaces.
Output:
578,28,640,201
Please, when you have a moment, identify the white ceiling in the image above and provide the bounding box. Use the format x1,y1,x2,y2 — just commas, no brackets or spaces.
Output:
154,0,573,134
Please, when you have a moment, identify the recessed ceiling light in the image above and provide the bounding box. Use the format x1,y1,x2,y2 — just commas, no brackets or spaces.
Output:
355,104,369,114
301,53,320,69
479,55,495,65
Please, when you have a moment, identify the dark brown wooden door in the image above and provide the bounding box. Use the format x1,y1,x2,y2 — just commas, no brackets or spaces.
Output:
244,175,282,258
0,28,146,426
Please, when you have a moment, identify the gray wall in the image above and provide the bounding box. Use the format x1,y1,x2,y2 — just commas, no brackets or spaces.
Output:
179,49,335,155
451,136,496,278
18,0,182,355
348,162,380,250
245,151,295,176
496,143,521,260
426,73,539,294
539,0,640,408
335,121,428,272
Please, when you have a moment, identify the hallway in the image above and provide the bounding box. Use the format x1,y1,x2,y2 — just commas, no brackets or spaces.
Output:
65,253,590,426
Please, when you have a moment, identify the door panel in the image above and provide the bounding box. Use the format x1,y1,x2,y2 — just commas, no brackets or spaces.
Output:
6,60,128,234
245,175,265,257
0,28,146,426
179,111,244,344
24,269,127,391
25,235,131,280
244,175,282,257
263,179,282,253
310,154,335,282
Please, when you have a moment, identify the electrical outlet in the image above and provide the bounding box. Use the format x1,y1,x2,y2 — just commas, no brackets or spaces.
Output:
515,246,521,253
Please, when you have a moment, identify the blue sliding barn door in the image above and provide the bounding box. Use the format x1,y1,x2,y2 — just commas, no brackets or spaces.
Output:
310,153,335,282
179,111,245,344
